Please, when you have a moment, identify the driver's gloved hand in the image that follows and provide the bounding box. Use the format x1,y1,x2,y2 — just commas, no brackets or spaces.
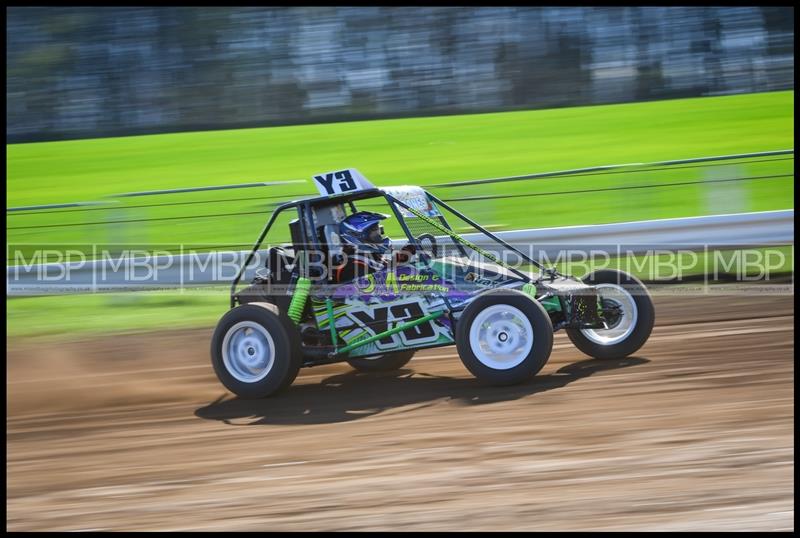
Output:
394,244,416,265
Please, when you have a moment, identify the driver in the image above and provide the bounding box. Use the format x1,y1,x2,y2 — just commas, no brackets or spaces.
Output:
333,211,415,282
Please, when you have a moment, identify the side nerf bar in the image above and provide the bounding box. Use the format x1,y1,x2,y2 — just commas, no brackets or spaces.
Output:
329,310,445,358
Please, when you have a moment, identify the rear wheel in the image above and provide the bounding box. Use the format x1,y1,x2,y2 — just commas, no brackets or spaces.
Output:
456,289,553,386
346,350,415,372
211,303,301,398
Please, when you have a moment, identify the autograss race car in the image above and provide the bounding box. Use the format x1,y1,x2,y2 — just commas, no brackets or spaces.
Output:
211,168,655,398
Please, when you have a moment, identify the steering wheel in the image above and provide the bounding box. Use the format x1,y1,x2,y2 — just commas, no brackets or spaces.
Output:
415,233,439,258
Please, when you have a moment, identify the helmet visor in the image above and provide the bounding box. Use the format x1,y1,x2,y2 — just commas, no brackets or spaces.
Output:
366,224,384,243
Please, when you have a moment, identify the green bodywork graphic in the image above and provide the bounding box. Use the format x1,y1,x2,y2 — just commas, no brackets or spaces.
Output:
336,310,445,355
311,293,454,358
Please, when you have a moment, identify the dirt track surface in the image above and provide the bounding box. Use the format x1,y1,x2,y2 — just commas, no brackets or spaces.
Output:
7,288,794,531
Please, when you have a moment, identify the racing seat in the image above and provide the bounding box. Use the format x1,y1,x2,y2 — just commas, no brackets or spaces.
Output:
263,245,294,285
315,224,345,282
234,245,294,312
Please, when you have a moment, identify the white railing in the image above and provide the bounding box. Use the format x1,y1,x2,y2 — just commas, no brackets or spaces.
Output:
7,209,793,296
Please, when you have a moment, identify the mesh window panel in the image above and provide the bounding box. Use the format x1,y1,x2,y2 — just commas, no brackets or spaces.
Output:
430,199,544,278
401,213,470,260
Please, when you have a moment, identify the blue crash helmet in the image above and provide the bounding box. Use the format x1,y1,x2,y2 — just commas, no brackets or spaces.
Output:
339,211,391,254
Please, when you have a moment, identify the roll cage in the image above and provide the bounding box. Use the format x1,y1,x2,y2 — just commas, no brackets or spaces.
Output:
230,187,557,309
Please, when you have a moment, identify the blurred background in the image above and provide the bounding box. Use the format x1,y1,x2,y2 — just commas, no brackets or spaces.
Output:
5,6,795,339
6,6,794,142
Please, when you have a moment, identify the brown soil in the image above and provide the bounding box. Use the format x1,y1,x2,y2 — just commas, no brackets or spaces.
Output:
7,288,794,531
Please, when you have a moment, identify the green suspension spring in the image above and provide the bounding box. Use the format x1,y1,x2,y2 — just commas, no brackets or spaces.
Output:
287,277,311,324
522,283,537,298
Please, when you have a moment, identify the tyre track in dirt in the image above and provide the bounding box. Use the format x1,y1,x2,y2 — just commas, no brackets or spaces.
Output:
7,289,794,531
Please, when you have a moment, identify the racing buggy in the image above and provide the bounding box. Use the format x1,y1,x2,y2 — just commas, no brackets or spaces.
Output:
212,169,655,398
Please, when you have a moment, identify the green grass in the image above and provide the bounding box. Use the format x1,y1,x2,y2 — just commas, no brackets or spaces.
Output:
7,289,228,341
7,90,794,260
6,90,795,340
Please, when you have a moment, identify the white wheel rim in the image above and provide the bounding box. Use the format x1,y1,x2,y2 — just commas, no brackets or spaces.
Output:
469,304,533,370
580,283,638,346
222,321,276,383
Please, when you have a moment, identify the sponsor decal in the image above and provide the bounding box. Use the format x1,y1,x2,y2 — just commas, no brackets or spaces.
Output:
464,271,500,288
356,270,450,295
384,186,442,218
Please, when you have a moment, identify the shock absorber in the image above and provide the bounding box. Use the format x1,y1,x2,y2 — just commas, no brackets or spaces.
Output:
287,277,311,324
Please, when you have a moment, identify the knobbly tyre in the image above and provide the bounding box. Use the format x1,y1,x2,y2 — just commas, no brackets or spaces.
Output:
211,168,655,398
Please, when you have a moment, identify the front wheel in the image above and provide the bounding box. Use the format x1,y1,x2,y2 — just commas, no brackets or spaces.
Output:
456,289,553,386
210,303,302,398
566,269,655,359
346,350,415,372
